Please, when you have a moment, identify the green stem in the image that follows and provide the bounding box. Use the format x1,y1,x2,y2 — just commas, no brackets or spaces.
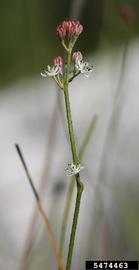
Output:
59,115,98,258
64,52,78,165
60,176,75,257
63,50,84,270
66,179,83,270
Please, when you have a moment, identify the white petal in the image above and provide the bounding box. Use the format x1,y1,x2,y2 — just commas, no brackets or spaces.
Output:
40,71,47,77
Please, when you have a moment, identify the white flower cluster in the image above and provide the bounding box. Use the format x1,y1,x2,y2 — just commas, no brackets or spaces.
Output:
73,51,94,77
66,163,84,176
41,52,94,80
75,60,94,77
41,65,62,77
41,56,63,78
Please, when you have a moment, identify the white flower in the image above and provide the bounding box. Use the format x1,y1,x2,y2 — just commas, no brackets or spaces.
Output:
75,60,94,77
41,65,62,77
66,163,84,176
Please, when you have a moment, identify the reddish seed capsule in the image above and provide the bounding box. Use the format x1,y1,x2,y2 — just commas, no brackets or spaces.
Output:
54,56,63,67
68,21,83,38
74,21,83,36
72,51,83,62
68,22,76,38
62,20,72,32
56,25,66,39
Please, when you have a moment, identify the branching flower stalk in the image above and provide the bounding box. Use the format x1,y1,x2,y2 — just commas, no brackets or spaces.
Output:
41,19,94,270
64,49,84,270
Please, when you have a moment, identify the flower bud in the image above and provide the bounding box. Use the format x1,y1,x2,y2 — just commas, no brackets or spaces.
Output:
62,20,72,32
68,22,75,38
72,51,83,63
56,25,66,39
72,21,83,37
54,56,63,67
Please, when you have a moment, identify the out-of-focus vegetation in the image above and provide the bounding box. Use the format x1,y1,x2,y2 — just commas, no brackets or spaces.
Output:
0,0,139,87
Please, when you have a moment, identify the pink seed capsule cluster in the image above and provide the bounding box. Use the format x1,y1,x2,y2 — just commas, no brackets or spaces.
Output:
57,20,83,40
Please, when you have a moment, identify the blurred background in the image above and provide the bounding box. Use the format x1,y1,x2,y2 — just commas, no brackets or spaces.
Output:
0,0,139,269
